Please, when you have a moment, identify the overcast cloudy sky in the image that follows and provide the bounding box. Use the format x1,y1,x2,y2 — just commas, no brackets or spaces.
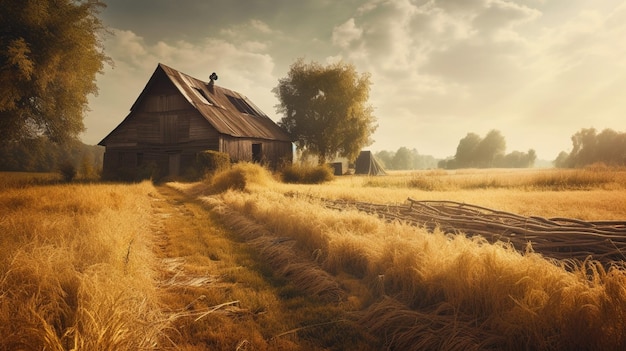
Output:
84,0,626,160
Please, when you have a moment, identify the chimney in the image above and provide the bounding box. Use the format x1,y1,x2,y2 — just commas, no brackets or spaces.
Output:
208,72,218,92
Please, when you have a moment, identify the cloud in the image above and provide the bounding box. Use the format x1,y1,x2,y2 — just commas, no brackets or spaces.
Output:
324,0,626,157
473,0,541,33
332,18,363,49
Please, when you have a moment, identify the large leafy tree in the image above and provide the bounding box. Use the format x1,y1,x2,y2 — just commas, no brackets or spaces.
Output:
273,59,377,164
0,0,109,144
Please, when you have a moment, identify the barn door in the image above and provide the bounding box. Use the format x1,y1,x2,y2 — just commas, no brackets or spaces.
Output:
168,153,180,177
252,143,262,163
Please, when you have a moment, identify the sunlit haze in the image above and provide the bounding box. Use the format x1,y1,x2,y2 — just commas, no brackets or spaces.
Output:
84,0,626,160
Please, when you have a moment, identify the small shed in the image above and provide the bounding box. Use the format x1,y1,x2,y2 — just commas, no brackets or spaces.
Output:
354,151,387,176
98,63,293,179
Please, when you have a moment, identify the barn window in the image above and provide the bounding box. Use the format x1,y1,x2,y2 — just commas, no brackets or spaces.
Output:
226,95,261,117
193,87,215,106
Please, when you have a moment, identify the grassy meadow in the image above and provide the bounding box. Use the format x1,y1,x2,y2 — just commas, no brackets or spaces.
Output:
2,166,626,350
0,178,167,349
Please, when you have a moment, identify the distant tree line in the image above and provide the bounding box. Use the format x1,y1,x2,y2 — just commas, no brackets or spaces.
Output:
374,147,438,170
438,130,536,169
0,137,103,177
554,128,626,168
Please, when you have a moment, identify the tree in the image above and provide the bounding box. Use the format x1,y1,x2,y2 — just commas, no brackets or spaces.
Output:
454,133,482,168
392,147,413,170
526,149,537,167
498,149,536,168
0,0,109,144
476,129,506,168
554,151,569,168
562,128,626,167
376,148,438,170
273,59,377,164
569,128,598,167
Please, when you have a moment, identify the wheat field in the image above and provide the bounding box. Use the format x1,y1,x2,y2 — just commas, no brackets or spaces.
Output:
0,179,169,350
173,165,626,350
2,166,626,350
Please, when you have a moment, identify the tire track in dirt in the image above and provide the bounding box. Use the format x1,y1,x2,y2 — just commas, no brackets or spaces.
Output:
148,185,380,350
148,186,261,350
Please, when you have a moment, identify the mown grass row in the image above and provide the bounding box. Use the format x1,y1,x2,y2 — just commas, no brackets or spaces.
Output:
183,163,626,350
0,180,168,350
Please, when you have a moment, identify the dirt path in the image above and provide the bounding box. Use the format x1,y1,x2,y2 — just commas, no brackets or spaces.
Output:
149,185,281,350
149,185,378,350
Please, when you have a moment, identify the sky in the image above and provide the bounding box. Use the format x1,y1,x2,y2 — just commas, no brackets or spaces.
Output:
84,0,626,160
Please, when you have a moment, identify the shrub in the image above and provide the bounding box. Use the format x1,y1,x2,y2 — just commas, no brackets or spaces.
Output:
58,161,77,182
280,164,334,184
209,162,274,193
196,150,230,175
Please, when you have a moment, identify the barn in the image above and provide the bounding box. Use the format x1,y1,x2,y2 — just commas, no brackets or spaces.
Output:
98,63,293,180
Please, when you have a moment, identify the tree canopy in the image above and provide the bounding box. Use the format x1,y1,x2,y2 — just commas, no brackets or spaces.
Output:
273,59,377,164
0,0,109,144
439,130,536,169
555,128,626,168
0,135,103,175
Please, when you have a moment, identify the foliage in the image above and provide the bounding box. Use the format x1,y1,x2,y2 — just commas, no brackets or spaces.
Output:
58,160,77,182
0,136,103,176
274,58,377,164
0,0,110,144
196,150,231,175
555,128,626,168
375,147,438,170
438,130,536,169
499,149,536,168
280,163,335,184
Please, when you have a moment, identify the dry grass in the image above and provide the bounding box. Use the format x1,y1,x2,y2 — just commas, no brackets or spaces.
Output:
5,166,626,350
0,180,168,350
172,164,626,350
362,168,626,191
0,172,61,189
158,184,377,350
265,168,626,220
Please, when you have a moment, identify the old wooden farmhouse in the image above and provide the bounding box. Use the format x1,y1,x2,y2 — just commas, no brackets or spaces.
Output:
98,63,293,179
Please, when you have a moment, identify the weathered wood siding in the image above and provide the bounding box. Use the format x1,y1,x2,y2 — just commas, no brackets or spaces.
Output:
220,136,293,168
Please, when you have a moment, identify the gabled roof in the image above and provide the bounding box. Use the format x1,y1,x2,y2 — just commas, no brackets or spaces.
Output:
99,63,292,145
